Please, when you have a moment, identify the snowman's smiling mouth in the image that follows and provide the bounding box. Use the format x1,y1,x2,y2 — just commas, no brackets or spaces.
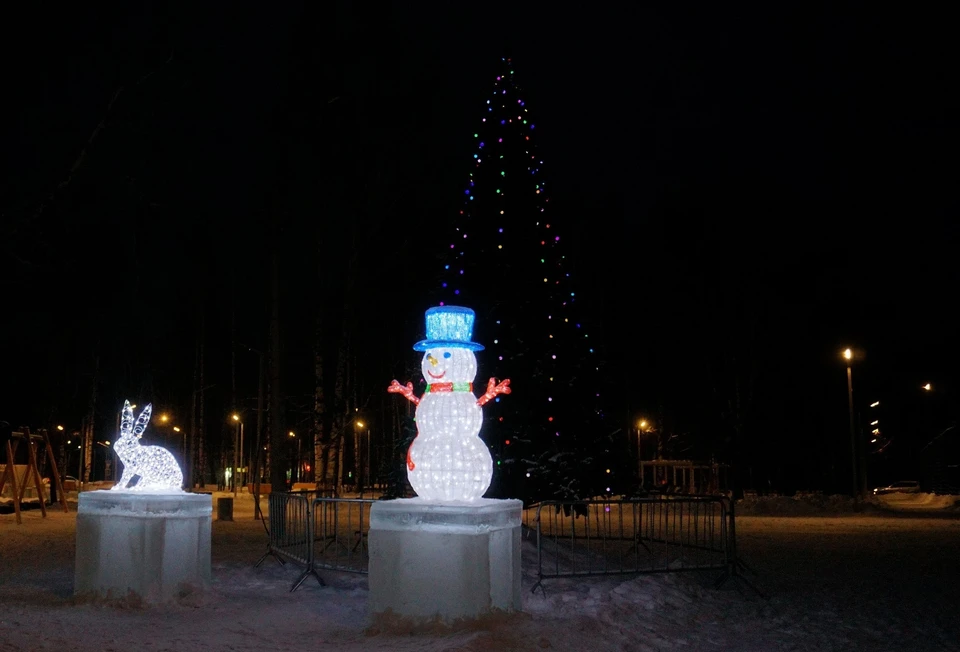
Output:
427,370,446,379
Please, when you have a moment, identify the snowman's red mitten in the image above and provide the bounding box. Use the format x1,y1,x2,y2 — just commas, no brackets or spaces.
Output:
388,379,420,405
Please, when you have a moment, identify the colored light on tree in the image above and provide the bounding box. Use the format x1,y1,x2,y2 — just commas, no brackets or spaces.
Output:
430,57,607,501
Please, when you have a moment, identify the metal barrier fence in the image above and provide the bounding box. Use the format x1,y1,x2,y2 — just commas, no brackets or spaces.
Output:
528,496,738,594
257,492,756,595
255,492,376,591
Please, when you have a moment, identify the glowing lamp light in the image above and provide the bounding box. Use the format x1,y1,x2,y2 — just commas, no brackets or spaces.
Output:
112,401,184,492
387,306,511,501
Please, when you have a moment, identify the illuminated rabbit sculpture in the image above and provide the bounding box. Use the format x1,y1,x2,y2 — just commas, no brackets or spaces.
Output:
111,400,184,492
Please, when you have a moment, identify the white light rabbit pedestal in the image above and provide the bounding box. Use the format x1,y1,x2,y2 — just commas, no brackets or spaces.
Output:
373,307,521,623
75,490,212,602
74,401,212,603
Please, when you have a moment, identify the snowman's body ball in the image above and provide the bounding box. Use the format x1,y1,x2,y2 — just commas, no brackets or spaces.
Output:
407,347,493,501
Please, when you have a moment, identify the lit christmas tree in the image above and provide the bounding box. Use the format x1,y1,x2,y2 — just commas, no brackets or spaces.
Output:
430,57,613,502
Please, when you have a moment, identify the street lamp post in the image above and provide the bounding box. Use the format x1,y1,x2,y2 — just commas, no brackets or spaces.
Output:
843,348,859,498
73,436,82,485
231,414,242,497
95,441,113,482
355,421,369,492
636,420,648,482
288,431,300,484
240,422,245,491
173,426,183,462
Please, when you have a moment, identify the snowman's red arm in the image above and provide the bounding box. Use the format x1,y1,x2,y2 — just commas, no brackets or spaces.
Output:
387,380,420,406
477,378,511,407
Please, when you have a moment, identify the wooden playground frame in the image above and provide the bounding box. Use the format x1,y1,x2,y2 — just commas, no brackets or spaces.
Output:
1,427,69,524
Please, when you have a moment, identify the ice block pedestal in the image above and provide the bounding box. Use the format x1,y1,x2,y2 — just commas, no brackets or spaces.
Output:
368,498,522,622
74,490,212,602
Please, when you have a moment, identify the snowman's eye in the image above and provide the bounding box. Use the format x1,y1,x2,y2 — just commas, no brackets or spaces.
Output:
443,351,452,359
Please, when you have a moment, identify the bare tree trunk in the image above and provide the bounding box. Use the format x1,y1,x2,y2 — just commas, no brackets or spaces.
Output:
82,354,99,483
253,350,265,519
198,313,206,487
332,299,357,492
230,290,237,492
189,334,198,489
256,352,265,479
231,293,237,415
313,309,326,486
333,342,347,491
353,426,360,490
268,249,286,491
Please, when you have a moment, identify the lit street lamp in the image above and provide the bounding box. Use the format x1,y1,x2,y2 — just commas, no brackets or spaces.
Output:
636,419,654,487
95,440,115,481
231,414,243,497
171,426,184,462
842,348,860,498
355,421,370,492
922,383,932,391
288,431,301,484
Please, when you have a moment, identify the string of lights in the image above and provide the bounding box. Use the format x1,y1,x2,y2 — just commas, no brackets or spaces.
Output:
432,57,607,500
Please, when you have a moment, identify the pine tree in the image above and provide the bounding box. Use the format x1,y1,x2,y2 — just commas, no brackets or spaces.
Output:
430,57,614,503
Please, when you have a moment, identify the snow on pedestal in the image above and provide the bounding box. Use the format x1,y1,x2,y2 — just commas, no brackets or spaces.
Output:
368,497,522,622
74,490,212,603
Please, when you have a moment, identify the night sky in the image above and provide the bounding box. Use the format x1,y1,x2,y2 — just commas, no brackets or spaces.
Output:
3,3,958,492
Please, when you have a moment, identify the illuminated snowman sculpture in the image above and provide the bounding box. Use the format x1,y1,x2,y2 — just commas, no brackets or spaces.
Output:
388,306,511,501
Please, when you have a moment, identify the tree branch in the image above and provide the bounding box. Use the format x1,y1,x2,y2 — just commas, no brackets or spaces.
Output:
31,49,175,223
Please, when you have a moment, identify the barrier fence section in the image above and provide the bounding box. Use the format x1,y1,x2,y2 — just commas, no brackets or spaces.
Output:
310,497,373,576
255,492,375,592
528,496,735,594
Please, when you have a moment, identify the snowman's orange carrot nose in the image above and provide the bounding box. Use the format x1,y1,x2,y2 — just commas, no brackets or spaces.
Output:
427,354,438,366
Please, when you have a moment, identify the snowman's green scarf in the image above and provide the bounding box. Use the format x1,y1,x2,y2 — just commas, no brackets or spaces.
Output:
425,382,473,393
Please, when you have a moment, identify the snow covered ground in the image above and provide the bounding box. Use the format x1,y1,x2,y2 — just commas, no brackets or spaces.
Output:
1,492,959,651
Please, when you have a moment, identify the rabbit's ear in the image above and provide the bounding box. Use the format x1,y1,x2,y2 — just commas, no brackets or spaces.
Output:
121,400,134,436
133,403,153,438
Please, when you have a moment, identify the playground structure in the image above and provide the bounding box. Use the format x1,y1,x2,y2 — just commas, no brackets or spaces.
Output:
0,427,69,524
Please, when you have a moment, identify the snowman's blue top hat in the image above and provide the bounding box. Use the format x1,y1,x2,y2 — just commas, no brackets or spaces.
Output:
413,306,485,352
